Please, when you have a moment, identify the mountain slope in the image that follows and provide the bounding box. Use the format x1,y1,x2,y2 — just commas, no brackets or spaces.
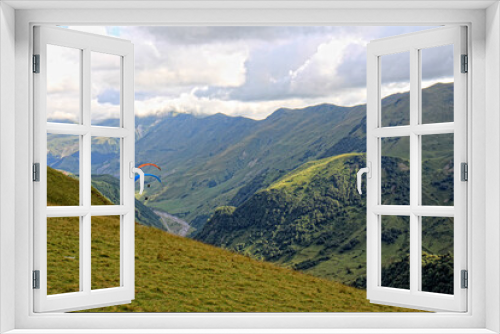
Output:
196,153,453,290
47,167,415,312
47,167,163,230
138,103,366,232
196,153,369,285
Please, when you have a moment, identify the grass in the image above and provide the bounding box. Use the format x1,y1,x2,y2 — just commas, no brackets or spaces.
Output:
47,166,418,312
48,216,417,312
82,224,417,312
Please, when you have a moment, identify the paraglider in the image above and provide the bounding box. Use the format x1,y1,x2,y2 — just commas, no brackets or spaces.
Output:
135,163,162,198
135,173,161,183
137,163,161,171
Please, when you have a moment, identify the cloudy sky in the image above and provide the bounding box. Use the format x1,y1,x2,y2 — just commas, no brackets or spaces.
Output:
48,25,453,122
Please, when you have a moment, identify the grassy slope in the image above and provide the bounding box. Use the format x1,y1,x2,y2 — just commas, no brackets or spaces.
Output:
47,167,414,312
85,227,416,312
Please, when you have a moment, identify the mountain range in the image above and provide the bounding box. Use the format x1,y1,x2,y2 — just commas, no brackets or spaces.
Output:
48,83,453,233
47,83,455,291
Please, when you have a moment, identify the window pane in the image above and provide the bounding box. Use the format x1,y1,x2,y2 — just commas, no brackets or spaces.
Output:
91,52,121,127
47,217,80,295
47,133,80,206
381,52,410,127
381,216,410,290
91,137,121,205
421,45,454,124
421,133,454,206
381,137,410,205
91,215,121,290
46,44,81,124
421,217,454,295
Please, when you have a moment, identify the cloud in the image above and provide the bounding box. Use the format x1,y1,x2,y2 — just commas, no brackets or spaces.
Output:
422,44,453,81
64,25,454,121
134,43,248,89
134,90,345,120
133,26,344,45
97,89,120,105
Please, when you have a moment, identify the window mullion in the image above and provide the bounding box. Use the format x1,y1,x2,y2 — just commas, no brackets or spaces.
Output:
82,48,92,294
409,47,420,294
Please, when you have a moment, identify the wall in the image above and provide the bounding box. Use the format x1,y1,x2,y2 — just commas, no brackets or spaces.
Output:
9,5,491,332
486,2,500,333
0,2,16,333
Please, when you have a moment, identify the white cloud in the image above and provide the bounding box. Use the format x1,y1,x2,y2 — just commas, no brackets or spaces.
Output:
289,36,367,97
134,90,345,120
61,25,445,121
135,44,248,89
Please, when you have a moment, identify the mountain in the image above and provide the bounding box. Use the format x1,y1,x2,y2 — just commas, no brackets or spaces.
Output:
46,167,414,312
196,153,453,292
47,83,453,235
195,82,455,287
133,83,453,232
134,103,366,232
195,153,369,286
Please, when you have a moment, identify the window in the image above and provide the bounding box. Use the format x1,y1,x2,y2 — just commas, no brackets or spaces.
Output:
3,2,495,333
365,26,467,312
33,26,136,312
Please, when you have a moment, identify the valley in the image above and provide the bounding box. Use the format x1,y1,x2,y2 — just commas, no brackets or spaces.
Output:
154,209,191,236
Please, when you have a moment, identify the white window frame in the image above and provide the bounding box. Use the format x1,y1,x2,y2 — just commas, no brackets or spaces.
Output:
366,26,468,312
33,26,136,313
1,1,498,333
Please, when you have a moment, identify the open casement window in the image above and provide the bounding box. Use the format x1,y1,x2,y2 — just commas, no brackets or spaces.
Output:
365,26,467,312
33,26,136,312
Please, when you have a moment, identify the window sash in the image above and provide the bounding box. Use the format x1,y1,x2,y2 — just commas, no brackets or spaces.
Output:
32,26,135,313
366,26,468,312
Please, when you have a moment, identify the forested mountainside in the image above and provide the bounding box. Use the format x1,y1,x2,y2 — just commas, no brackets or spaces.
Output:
196,152,454,291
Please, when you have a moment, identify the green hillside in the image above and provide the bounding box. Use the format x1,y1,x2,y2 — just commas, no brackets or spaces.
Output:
196,153,454,292
46,167,416,312
196,153,370,286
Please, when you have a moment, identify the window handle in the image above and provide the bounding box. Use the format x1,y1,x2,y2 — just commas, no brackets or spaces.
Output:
130,162,145,194
357,162,372,195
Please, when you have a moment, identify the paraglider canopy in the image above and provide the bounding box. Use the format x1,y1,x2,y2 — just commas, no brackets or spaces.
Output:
135,173,161,183
137,163,161,171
